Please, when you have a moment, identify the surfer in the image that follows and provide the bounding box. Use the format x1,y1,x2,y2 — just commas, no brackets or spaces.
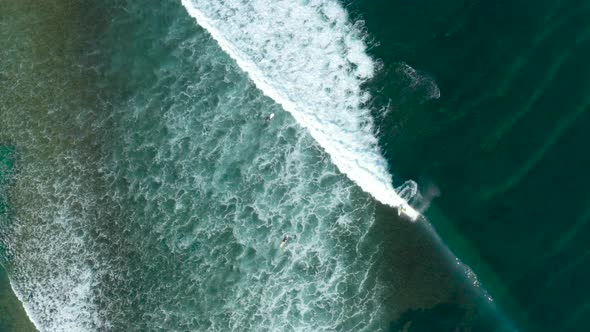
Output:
265,113,275,122
279,235,289,248
397,205,406,216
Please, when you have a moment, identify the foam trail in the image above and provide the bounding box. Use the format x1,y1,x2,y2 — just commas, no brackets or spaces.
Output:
396,62,441,101
181,0,420,220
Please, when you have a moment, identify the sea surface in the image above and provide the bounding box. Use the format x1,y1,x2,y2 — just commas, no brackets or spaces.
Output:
0,0,588,331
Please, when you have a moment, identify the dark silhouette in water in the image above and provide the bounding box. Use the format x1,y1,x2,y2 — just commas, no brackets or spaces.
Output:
265,113,275,122
279,235,289,248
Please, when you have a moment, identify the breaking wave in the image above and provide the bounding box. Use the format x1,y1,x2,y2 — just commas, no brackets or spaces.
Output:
181,0,420,219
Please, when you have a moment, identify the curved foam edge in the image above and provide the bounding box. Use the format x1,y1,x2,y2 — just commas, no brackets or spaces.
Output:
180,1,421,222
7,277,42,332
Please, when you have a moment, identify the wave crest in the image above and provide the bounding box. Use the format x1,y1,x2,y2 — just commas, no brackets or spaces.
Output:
181,0,420,219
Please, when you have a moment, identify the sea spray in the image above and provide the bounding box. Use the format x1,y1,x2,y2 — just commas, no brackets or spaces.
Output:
181,0,420,219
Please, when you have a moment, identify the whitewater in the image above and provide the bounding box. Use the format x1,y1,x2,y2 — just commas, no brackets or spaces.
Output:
0,0,433,331
181,0,420,220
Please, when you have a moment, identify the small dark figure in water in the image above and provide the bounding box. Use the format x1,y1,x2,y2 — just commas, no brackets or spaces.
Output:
280,235,289,248
265,113,275,122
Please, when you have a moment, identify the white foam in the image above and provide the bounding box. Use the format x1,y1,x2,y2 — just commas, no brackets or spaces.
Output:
181,0,420,220
8,203,101,332
396,62,441,100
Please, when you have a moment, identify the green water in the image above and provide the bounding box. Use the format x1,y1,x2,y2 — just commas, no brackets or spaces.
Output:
1,0,588,331
0,267,38,332
0,146,14,223
0,147,37,332
0,146,15,264
346,0,590,330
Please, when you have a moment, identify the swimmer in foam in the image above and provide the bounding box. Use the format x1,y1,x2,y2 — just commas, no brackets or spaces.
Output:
397,206,405,216
265,113,275,122
279,235,289,248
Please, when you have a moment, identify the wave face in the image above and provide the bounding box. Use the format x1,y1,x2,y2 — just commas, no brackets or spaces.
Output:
181,0,418,217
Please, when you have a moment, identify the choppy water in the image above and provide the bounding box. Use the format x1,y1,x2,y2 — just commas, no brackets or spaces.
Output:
0,0,435,330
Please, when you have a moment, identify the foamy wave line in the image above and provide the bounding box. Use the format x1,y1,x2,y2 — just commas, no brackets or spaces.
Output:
8,278,43,331
181,0,419,220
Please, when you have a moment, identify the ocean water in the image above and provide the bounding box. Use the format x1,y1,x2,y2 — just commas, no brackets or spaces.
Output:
345,0,590,331
0,0,499,330
1,0,587,331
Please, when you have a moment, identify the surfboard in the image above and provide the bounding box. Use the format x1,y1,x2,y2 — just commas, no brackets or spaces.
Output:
279,235,288,248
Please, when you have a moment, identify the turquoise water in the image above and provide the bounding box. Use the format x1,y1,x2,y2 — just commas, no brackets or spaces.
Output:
1,0,587,331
